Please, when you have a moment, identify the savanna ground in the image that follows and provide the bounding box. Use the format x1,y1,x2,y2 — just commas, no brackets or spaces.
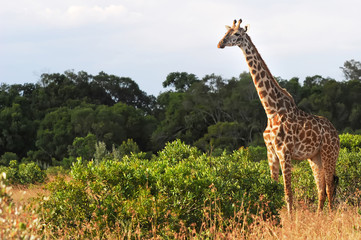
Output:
1,170,361,239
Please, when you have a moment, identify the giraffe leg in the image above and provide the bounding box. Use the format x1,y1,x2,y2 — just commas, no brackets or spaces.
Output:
308,154,326,212
266,144,280,181
321,148,338,211
278,152,293,214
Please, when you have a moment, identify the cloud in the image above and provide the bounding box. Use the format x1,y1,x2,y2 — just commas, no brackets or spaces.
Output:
0,2,142,32
44,4,141,28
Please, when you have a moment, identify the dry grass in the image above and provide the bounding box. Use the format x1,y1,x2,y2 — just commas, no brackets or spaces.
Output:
2,180,361,239
0,185,43,239
0,175,55,239
165,202,361,240
245,205,361,240
11,185,48,205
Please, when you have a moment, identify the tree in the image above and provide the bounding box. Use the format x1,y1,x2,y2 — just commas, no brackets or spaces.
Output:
93,72,156,113
195,122,247,152
68,133,97,161
151,92,188,150
163,72,199,92
2,66,361,163
278,77,302,104
116,139,140,159
341,59,361,81
349,104,361,130
0,103,36,157
35,107,73,163
71,105,96,136
37,70,156,113
0,152,18,166
153,72,266,150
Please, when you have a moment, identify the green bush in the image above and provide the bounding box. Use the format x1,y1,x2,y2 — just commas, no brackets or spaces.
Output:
93,141,108,164
336,148,361,204
0,152,18,166
339,133,361,151
0,160,46,185
116,139,140,159
243,146,267,162
68,133,97,161
46,166,68,176
291,161,317,204
36,140,284,237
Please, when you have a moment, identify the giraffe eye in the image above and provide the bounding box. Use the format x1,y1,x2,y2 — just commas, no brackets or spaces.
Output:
234,32,240,36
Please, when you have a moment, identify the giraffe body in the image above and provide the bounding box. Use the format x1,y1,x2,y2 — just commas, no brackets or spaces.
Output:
218,19,340,213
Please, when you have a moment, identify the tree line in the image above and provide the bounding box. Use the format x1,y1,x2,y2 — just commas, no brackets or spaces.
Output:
0,60,361,165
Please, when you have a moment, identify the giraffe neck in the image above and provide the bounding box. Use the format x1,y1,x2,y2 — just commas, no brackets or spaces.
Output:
238,35,297,118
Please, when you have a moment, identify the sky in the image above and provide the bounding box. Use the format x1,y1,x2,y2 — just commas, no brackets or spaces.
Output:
1,0,361,96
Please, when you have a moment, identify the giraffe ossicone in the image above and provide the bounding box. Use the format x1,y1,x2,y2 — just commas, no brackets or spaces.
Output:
218,19,340,213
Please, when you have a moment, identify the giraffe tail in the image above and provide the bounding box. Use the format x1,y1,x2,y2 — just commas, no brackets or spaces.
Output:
333,175,339,200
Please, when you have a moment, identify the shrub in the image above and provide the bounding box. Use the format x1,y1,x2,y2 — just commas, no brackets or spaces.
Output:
242,146,267,162
0,152,18,166
336,148,361,205
68,133,97,161
93,141,108,164
35,140,284,237
18,162,47,184
339,133,361,151
157,139,201,164
117,139,140,158
53,156,76,169
46,166,68,176
0,160,46,185
291,161,317,204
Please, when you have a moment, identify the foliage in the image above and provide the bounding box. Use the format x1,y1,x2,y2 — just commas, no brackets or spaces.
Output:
34,102,156,163
339,133,361,151
1,60,361,163
114,138,140,160
35,107,73,162
340,59,361,81
0,152,18,166
162,71,199,92
336,148,361,205
35,141,283,237
94,141,108,164
244,145,268,162
68,133,97,161
291,160,316,204
0,70,156,162
0,160,46,185
0,102,37,157
151,91,188,150
45,166,68,176
195,121,247,153
153,72,266,150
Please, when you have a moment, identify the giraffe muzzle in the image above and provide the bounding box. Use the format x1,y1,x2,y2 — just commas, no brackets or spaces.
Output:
217,41,225,49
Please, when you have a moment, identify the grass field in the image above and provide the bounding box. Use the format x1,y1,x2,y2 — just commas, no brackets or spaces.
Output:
1,179,361,239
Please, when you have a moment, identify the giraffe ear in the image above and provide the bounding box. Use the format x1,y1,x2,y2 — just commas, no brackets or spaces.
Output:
225,25,231,30
245,24,250,32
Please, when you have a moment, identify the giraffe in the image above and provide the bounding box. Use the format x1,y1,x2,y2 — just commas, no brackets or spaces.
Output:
217,19,340,213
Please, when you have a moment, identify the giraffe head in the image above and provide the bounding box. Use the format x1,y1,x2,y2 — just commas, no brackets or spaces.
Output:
217,19,249,49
